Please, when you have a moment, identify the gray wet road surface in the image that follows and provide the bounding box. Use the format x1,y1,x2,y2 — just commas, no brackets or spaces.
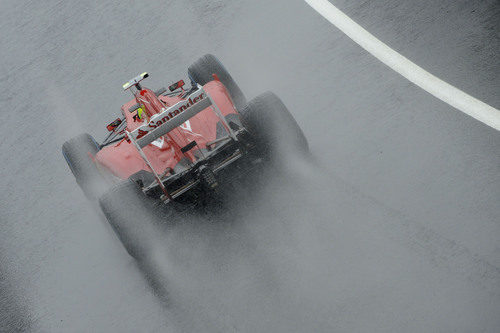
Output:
1,0,499,332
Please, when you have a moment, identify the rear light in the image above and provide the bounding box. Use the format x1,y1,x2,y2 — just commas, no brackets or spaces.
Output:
106,118,122,131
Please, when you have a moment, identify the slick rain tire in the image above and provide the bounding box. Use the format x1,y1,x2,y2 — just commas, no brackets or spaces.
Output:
62,133,106,200
99,179,159,261
240,91,309,161
188,54,246,111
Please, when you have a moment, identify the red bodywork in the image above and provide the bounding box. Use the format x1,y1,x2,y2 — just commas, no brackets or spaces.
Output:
95,81,239,179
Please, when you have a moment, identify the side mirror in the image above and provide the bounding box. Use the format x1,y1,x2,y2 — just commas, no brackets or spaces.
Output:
169,80,185,92
107,118,122,132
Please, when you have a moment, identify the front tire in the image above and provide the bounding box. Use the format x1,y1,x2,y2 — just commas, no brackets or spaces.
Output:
188,54,246,111
62,133,105,200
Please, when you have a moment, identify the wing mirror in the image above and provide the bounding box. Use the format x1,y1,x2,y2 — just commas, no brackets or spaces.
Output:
169,80,185,92
107,118,122,132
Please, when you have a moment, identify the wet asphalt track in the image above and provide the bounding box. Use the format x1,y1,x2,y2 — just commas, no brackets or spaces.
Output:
1,0,499,332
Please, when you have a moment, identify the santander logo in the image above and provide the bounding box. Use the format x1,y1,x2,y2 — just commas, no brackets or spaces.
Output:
133,90,206,140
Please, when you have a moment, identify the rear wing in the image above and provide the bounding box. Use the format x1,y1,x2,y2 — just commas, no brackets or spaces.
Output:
128,86,213,148
125,84,237,200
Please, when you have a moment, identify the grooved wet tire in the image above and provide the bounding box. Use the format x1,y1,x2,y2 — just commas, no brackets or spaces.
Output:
62,133,104,200
188,54,246,111
99,179,158,260
240,91,309,158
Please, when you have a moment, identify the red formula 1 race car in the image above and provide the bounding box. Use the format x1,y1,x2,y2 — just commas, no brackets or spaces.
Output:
62,54,308,259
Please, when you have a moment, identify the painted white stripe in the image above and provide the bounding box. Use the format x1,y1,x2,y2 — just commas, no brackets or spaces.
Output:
304,0,500,131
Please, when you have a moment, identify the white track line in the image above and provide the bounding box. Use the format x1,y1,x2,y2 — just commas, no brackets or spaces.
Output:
304,0,500,131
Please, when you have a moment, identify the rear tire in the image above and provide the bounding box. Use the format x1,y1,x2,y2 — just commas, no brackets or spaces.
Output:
240,91,309,160
99,179,160,260
62,133,105,200
188,54,246,111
